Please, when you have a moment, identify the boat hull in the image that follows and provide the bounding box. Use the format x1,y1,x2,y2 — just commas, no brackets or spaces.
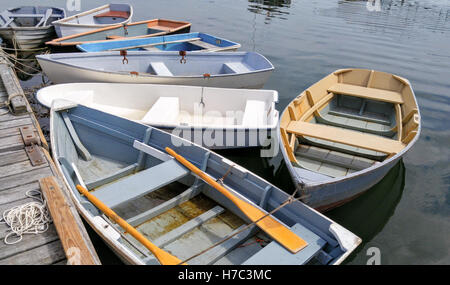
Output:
52,4,133,38
37,53,273,89
280,139,402,212
277,69,421,211
0,26,57,49
50,104,361,265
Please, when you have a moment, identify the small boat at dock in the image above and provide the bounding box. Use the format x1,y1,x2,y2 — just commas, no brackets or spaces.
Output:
51,3,133,38
50,101,361,264
77,32,241,52
46,19,191,47
36,83,278,149
278,68,421,212
0,6,66,50
36,51,274,89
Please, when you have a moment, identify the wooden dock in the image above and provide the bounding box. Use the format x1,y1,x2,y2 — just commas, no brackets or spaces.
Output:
0,53,101,265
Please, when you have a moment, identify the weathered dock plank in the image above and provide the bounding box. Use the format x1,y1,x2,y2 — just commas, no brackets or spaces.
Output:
0,240,66,265
40,176,99,265
0,52,100,265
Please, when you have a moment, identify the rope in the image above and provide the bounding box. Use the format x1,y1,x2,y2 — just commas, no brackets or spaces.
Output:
0,190,52,245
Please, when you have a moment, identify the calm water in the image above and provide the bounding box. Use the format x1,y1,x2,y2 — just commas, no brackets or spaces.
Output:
4,0,450,265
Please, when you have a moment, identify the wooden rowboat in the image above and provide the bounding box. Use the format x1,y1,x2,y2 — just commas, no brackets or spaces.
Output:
50,101,361,264
76,32,241,52
36,83,279,149
0,6,66,50
278,69,420,212
46,19,191,47
36,51,274,89
51,4,133,38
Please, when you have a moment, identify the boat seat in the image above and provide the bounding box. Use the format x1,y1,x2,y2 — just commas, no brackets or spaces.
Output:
149,62,173,76
190,40,217,50
106,35,124,40
142,46,161,51
328,83,404,104
241,100,266,127
295,145,376,174
35,9,52,27
92,159,189,208
222,62,250,74
0,12,16,27
94,11,130,19
300,136,386,161
287,121,405,154
317,111,395,137
243,223,327,265
141,97,179,125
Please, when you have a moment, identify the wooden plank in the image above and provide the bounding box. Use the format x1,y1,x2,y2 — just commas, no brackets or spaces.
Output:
0,117,33,130
0,63,27,113
0,159,48,180
395,103,402,141
299,93,334,121
328,83,404,104
109,37,202,51
189,225,255,265
93,159,189,209
0,149,29,167
154,206,225,248
128,185,202,226
0,134,25,153
0,240,66,265
39,176,99,265
0,226,60,260
287,121,405,154
243,223,326,265
0,167,53,191
0,182,40,206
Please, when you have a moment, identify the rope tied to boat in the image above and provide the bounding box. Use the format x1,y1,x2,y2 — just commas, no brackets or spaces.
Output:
0,190,52,245
216,163,234,184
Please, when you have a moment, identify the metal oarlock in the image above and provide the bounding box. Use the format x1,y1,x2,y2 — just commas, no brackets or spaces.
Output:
179,50,187,64
120,50,128,64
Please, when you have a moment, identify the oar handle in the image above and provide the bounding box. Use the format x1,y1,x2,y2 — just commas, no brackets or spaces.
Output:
76,184,186,265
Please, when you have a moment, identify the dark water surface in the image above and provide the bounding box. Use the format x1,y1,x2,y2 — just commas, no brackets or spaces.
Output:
4,0,450,265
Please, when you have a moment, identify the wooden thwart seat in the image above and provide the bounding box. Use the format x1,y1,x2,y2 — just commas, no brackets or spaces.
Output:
94,11,130,18
243,223,326,265
190,40,217,50
92,159,189,208
287,121,405,154
328,83,404,104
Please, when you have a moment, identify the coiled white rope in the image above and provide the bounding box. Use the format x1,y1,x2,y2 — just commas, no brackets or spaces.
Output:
0,190,52,245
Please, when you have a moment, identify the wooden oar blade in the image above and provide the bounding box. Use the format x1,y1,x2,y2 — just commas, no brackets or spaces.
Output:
234,198,308,253
165,147,308,254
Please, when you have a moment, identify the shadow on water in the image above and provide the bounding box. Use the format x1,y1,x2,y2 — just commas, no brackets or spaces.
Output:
326,160,406,263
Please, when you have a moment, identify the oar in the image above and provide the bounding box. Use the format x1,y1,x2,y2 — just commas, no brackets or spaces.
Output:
165,147,308,254
75,184,186,265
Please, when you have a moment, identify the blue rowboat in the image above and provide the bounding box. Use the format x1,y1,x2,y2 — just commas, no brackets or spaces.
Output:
50,100,361,264
76,32,241,52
